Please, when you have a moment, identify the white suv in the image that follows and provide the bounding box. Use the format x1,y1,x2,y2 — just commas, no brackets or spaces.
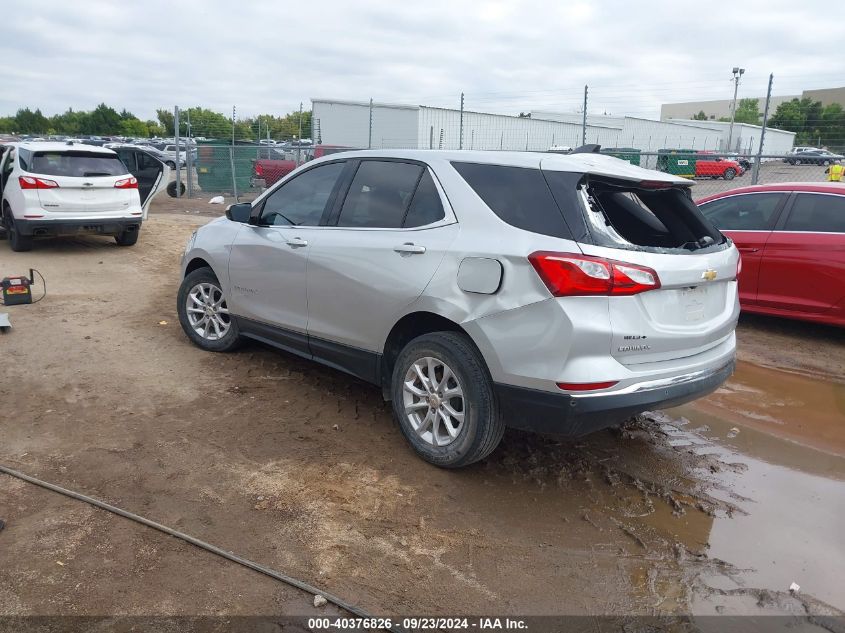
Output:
177,149,739,467
0,142,167,251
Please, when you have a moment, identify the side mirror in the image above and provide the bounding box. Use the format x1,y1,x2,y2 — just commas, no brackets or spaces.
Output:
225,202,252,223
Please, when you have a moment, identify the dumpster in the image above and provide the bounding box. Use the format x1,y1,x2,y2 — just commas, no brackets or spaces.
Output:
656,149,697,178
195,141,265,194
600,147,641,166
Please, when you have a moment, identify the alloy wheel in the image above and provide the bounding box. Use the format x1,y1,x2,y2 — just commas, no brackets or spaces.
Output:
402,356,465,447
186,282,231,341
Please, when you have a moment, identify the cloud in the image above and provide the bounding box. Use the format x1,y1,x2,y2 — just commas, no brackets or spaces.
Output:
1,0,841,121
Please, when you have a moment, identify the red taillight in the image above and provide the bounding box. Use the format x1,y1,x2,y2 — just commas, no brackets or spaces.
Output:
19,176,59,189
255,163,264,177
114,177,138,189
557,381,618,391
528,252,661,297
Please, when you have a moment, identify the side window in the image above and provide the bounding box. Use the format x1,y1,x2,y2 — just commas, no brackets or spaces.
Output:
783,194,845,233
699,193,783,230
452,162,571,238
16,148,28,171
260,161,345,226
338,161,423,228
137,152,160,170
116,149,136,172
404,170,446,227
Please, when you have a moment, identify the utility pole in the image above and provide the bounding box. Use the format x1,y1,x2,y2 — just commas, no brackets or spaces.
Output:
581,85,588,146
368,98,373,149
726,67,745,153
459,92,464,150
752,73,773,185
231,105,236,146
185,109,193,198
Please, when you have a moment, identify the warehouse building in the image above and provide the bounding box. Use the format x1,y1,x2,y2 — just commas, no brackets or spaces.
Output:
311,98,795,157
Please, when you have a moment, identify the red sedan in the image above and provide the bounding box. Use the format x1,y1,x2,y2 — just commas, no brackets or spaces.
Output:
698,182,845,327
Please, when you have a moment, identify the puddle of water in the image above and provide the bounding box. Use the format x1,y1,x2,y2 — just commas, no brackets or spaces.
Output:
667,360,845,613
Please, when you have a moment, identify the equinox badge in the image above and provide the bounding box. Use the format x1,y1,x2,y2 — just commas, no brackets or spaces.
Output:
701,269,718,281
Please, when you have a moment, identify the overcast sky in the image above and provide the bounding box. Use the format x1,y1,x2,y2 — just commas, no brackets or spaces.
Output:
2,0,842,121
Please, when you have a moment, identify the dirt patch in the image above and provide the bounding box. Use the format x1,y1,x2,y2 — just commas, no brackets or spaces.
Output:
1,213,843,619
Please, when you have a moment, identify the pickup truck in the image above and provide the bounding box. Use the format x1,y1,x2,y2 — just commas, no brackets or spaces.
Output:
251,145,357,188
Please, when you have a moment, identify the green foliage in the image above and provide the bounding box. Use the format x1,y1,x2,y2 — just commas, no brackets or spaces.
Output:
1,104,315,143
734,98,761,124
691,110,708,120
768,97,841,146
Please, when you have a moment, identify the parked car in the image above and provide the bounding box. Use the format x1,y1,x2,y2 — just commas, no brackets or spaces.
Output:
0,142,168,251
698,182,845,327
695,152,743,179
107,143,177,169
177,150,739,467
784,150,844,166
251,148,297,188
723,152,752,171
789,146,821,155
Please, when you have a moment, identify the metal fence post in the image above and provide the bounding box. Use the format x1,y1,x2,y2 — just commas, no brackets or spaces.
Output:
174,106,181,198
752,73,773,185
459,92,464,150
581,85,588,146
186,109,193,198
368,98,373,150
229,146,238,201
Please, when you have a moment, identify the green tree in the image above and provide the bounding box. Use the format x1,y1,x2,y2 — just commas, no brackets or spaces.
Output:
14,108,50,134
156,108,175,134
692,110,708,120
734,98,761,124
0,116,16,133
769,97,825,145
82,103,122,135
119,118,149,137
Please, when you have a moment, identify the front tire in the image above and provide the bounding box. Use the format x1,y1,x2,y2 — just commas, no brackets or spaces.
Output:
723,168,736,180
390,331,504,468
177,267,240,352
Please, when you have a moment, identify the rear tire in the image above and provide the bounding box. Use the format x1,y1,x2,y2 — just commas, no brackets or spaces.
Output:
177,267,241,352
115,228,139,246
723,168,736,180
167,181,186,197
390,331,505,468
4,206,33,252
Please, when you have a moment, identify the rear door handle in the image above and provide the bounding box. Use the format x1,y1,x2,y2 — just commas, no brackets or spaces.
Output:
394,242,426,255
286,236,308,248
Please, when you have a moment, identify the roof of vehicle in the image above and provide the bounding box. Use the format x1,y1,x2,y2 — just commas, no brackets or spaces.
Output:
313,149,693,186
697,182,845,203
9,141,117,154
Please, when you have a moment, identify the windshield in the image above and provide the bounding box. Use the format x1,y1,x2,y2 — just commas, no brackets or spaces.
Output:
29,151,128,177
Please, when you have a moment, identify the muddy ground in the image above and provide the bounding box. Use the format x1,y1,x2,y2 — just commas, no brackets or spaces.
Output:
1,201,844,625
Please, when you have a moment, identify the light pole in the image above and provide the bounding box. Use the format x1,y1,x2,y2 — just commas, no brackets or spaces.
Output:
726,67,745,153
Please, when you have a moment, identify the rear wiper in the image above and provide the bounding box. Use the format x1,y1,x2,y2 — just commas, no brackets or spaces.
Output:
83,171,111,177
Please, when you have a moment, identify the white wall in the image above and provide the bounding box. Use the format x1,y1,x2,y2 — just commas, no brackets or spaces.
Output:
418,107,619,151
668,119,796,154
312,99,419,149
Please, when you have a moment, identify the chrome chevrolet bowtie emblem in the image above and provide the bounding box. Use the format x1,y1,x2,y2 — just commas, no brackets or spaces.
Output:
701,269,718,281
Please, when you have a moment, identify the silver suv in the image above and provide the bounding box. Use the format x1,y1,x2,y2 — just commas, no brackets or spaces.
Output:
178,150,739,467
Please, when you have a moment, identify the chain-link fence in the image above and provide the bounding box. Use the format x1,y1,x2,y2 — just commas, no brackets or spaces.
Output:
160,98,842,203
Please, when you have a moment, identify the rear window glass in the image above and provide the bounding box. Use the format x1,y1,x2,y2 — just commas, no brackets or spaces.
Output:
338,161,423,228
29,151,128,177
699,193,784,231
404,170,445,227
451,162,571,238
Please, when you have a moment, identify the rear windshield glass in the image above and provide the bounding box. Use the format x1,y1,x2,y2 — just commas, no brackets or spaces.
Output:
582,181,724,250
451,162,572,239
29,151,128,177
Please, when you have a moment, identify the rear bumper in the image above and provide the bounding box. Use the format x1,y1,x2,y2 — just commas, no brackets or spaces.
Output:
496,358,735,437
15,218,142,237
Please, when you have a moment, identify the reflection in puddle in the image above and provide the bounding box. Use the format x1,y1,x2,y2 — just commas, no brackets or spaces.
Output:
667,360,845,614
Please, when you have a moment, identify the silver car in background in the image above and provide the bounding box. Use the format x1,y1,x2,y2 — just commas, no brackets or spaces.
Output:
177,149,739,467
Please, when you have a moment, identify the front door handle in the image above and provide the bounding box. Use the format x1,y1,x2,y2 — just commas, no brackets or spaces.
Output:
287,237,308,248
394,242,426,255
738,247,760,253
